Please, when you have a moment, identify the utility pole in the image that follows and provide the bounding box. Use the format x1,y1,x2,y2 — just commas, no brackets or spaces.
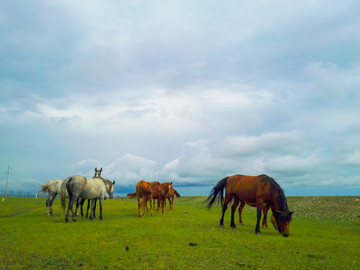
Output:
2,164,11,202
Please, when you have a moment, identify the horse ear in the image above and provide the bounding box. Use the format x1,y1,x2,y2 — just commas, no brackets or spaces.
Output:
95,167,97,171
290,211,294,215
100,168,102,172
112,181,115,185
171,182,173,185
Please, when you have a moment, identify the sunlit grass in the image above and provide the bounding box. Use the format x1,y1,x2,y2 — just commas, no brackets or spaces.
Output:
0,196,359,269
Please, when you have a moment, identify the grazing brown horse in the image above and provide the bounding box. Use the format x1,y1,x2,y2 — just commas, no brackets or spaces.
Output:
151,182,171,214
136,180,153,217
206,174,293,237
166,183,181,210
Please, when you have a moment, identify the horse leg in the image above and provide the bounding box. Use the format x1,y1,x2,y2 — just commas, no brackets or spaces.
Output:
65,196,77,222
79,198,85,216
46,193,56,216
161,198,165,214
149,195,153,216
262,204,270,229
219,193,232,227
93,199,97,218
237,201,245,225
168,197,172,210
89,199,96,220
255,199,264,234
137,196,142,217
231,196,240,229
99,199,103,220
86,199,91,218
156,199,160,213
75,198,81,217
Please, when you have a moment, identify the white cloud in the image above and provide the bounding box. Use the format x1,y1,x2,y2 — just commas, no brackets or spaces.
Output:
343,150,360,166
105,154,157,186
217,131,299,157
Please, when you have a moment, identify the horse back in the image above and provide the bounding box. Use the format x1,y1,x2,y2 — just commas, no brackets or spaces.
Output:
226,175,272,203
136,180,152,197
81,177,106,199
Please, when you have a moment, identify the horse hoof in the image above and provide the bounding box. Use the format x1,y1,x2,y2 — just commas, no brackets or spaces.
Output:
255,231,262,235
231,226,237,229
219,225,224,228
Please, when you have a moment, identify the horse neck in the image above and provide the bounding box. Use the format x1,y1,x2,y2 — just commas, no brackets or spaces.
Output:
272,189,288,211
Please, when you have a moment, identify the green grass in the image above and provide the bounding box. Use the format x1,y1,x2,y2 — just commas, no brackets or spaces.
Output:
0,196,359,269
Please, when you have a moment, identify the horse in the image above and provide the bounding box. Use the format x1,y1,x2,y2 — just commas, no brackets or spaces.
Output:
79,167,103,217
60,175,115,222
37,168,103,216
37,179,65,216
151,181,171,214
166,183,181,210
135,180,153,217
206,174,293,237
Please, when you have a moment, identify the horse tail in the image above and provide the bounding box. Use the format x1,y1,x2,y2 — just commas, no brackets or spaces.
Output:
174,189,181,197
127,192,137,199
37,183,50,193
60,177,70,214
206,177,229,209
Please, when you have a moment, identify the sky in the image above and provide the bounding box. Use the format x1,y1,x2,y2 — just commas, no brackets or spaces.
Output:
1,0,360,197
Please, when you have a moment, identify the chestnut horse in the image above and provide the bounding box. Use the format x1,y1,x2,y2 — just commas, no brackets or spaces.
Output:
166,183,181,210
206,174,293,237
151,182,171,214
136,180,153,217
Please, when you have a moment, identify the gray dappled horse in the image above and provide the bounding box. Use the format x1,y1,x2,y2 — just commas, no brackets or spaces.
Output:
60,175,115,222
37,179,65,216
37,168,102,216
79,167,102,217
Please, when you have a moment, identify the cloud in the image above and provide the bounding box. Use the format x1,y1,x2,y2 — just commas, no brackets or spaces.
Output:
105,154,157,185
1,1,360,196
217,131,300,157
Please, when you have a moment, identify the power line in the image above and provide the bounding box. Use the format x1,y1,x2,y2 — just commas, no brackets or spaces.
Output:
2,164,11,202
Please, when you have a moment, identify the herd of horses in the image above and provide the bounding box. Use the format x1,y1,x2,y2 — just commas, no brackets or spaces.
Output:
38,168,293,237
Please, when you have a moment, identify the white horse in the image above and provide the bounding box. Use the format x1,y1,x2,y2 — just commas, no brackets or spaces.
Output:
60,175,115,222
37,168,103,216
37,179,65,216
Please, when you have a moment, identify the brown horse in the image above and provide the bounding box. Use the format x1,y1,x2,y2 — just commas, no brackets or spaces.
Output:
166,183,181,210
151,182,171,214
136,180,153,217
206,174,293,237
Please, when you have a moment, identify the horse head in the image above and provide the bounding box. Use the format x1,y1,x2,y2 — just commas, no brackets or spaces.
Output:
274,209,294,237
94,167,102,178
162,182,172,195
103,179,115,199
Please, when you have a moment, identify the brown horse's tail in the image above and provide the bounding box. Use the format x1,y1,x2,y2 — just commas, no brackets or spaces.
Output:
174,189,181,197
127,192,137,199
206,177,229,209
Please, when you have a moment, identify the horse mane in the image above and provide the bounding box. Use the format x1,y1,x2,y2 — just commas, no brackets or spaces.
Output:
259,174,288,211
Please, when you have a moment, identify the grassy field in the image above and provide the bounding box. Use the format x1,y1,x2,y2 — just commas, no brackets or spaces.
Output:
0,196,359,269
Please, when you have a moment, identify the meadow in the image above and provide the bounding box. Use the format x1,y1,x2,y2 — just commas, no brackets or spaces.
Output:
0,196,359,269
